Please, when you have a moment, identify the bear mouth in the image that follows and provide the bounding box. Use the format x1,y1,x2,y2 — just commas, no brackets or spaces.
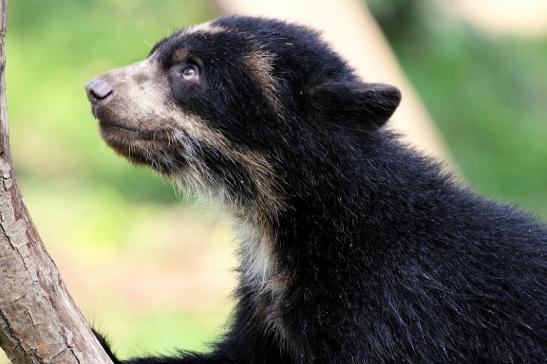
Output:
99,121,141,135
99,121,171,142
97,115,180,172
99,123,162,167
94,103,171,143
98,119,173,153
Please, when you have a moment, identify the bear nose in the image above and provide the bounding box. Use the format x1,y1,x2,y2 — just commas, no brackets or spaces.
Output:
85,77,113,104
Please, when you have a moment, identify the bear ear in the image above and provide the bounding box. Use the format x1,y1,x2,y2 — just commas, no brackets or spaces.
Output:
308,80,401,130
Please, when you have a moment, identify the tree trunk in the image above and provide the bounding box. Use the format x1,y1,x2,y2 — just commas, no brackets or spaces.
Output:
0,1,113,363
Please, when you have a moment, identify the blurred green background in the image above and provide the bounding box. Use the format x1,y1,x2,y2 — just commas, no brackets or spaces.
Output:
1,0,546,362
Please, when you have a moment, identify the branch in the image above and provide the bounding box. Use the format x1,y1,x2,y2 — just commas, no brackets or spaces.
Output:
0,1,113,363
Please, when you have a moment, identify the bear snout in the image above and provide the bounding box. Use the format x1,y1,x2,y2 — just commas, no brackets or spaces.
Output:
85,77,114,106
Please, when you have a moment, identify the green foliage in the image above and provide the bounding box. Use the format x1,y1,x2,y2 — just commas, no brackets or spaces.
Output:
368,0,547,218
366,0,429,42
96,307,229,358
394,26,547,218
7,0,213,203
3,1,217,361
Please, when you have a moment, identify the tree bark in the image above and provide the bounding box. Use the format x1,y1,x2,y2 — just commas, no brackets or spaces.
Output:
0,1,113,363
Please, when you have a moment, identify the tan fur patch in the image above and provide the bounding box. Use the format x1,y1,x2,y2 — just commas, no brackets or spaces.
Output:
178,121,284,222
172,124,286,307
238,220,276,286
97,53,286,322
100,58,173,129
244,51,281,112
171,48,189,64
183,23,227,36
97,52,285,220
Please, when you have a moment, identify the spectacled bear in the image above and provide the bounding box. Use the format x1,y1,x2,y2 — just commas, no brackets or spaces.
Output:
85,16,547,364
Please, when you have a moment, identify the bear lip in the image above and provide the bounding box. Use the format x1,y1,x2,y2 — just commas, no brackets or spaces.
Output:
99,121,172,143
99,120,140,134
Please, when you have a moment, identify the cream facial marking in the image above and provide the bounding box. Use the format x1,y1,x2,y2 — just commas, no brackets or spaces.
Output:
87,20,292,347
243,50,280,111
182,22,227,36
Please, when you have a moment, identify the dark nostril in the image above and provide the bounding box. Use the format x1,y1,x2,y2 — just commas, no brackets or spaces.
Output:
85,78,114,104
89,88,112,101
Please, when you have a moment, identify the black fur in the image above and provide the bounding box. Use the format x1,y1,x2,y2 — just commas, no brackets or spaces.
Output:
93,16,547,363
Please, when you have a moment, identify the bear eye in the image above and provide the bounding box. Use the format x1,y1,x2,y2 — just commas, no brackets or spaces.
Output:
181,64,199,80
